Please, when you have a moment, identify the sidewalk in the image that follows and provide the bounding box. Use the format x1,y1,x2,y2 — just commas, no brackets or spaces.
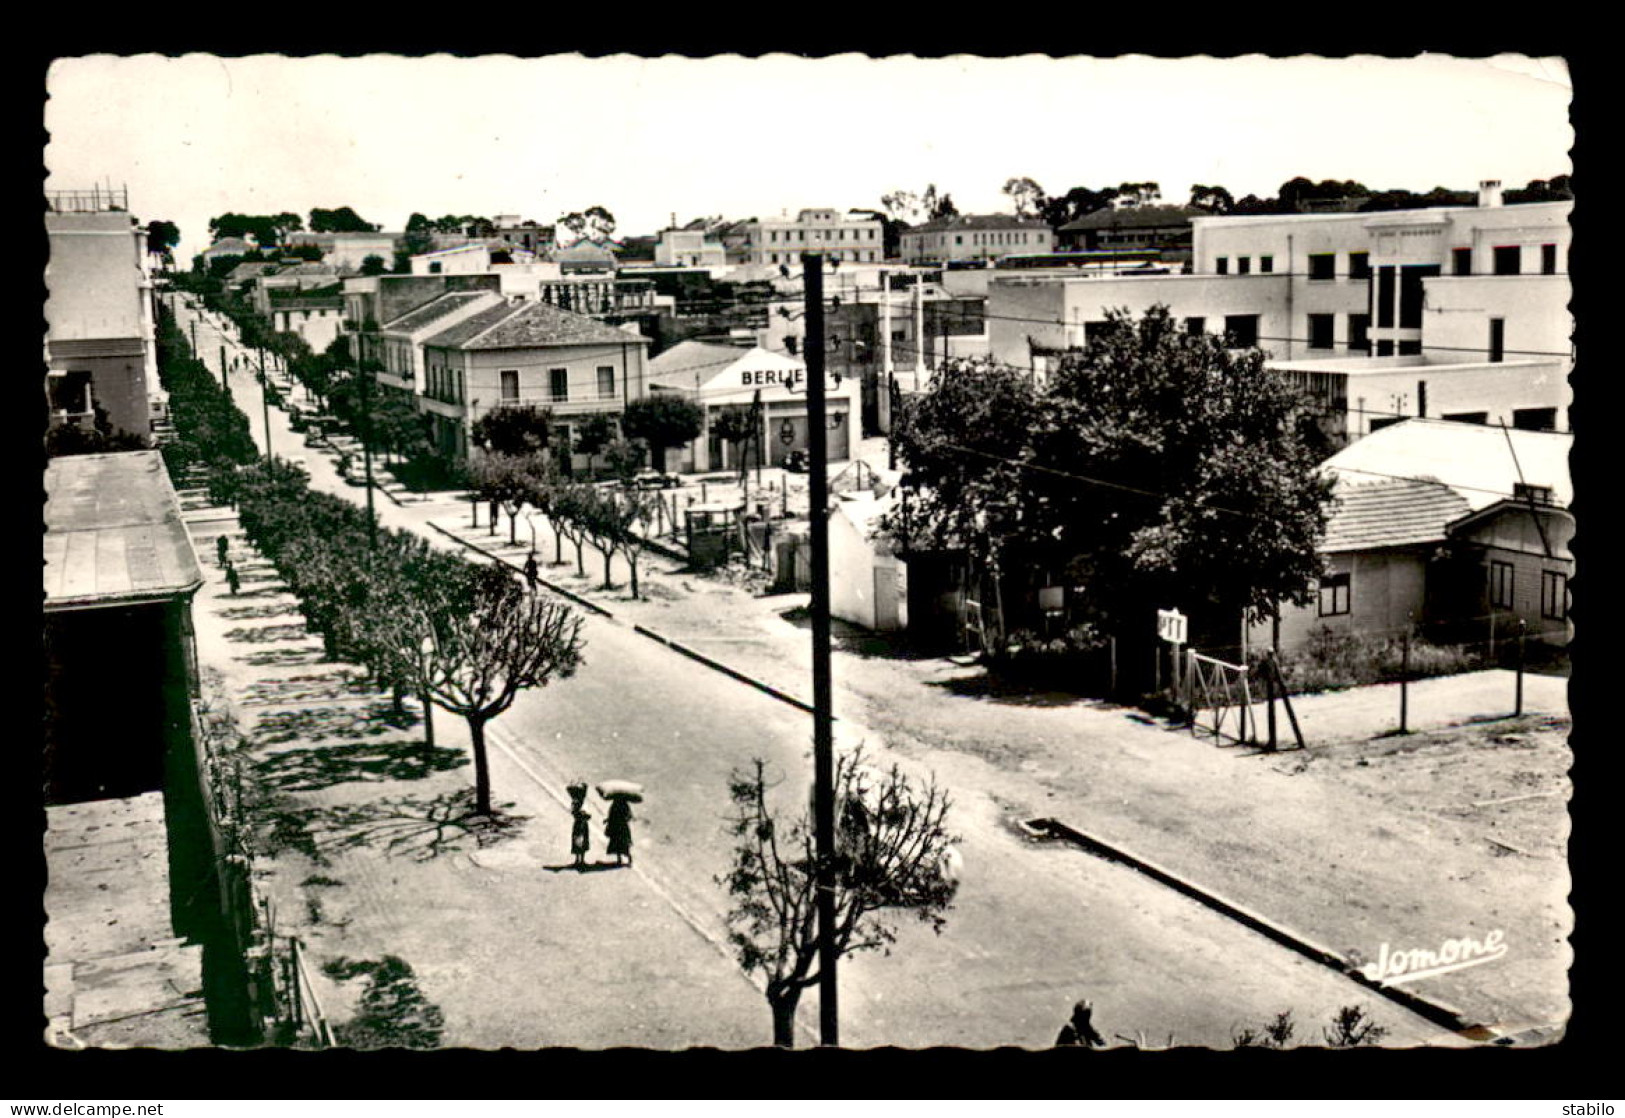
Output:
182,509,776,1048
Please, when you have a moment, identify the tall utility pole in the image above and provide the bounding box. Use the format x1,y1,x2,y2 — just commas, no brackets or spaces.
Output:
803,252,838,1048
360,331,377,548
257,346,273,467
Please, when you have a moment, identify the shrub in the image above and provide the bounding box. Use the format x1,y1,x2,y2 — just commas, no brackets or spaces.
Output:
1266,626,1476,695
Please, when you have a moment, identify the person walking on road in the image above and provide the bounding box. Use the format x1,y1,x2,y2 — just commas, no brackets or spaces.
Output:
567,782,591,870
225,560,241,597
216,534,230,568
524,552,539,589
605,797,634,867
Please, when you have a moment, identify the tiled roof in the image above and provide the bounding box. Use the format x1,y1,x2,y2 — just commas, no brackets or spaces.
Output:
1320,477,1470,553
423,299,650,350
648,339,753,378
1059,204,1203,231
382,291,498,335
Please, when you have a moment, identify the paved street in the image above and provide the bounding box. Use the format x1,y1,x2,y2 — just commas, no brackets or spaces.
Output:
168,292,1519,1049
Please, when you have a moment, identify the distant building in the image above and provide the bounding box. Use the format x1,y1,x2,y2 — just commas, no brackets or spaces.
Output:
45,196,159,443
199,235,256,265
1056,204,1203,263
284,230,399,272
655,226,728,269
899,214,1055,264
737,209,885,267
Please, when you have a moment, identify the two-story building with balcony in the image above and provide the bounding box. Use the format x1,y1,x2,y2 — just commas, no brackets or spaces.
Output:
417,298,652,462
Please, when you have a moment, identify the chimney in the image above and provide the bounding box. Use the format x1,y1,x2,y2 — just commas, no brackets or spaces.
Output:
1478,180,1504,208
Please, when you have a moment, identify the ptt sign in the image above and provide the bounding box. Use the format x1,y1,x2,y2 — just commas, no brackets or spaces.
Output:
1156,609,1187,645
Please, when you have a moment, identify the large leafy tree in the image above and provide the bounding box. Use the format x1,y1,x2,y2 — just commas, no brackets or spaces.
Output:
890,305,1333,661
621,395,703,473
720,748,958,1047
310,206,381,233
470,405,554,458
1036,186,1117,230
1001,177,1046,218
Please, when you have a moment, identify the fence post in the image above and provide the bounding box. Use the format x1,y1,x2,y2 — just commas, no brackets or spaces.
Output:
1399,615,1411,734
1515,619,1527,716
1109,636,1117,698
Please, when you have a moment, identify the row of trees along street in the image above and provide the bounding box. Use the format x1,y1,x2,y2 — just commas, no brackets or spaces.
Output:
885,304,1336,692
158,298,586,820
233,461,585,818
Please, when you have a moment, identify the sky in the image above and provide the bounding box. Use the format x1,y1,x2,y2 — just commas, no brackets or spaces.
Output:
44,53,1573,259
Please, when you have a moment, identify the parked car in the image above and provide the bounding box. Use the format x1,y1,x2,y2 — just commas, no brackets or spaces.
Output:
630,469,682,490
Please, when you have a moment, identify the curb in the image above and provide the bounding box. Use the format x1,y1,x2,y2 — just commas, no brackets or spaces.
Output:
1029,818,1488,1040
424,520,827,719
631,625,823,719
424,521,614,619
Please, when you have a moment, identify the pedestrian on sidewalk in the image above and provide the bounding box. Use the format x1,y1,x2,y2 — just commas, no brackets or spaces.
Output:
524,552,539,589
567,782,591,869
225,561,241,597
216,534,230,568
1055,999,1106,1048
605,797,634,867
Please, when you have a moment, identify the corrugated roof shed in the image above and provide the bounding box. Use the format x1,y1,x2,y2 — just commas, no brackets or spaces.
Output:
1321,478,1471,553
43,451,203,611
382,291,499,334
1326,418,1572,511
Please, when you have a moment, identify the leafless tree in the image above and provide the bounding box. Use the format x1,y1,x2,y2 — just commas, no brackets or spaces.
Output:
719,747,958,1046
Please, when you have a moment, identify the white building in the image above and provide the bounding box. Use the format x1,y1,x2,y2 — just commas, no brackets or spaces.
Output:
647,341,859,474
737,209,885,267
899,213,1055,264
987,181,1572,439
655,228,728,270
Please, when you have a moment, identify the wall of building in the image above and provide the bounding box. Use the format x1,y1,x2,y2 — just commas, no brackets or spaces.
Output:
1421,274,1572,364
1253,549,1429,651
988,273,1295,371
900,223,1054,264
460,341,649,422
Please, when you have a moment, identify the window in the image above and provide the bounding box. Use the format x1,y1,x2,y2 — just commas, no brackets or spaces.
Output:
1489,318,1505,363
1348,252,1370,280
1307,313,1335,350
49,369,92,413
597,365,615,398
1442,411,1488,425
1308,253,1336,281
1377,340,1395,357
1376,266,1396,327
1493,245,1521,275
1513,407,1558,431
1489,561,1515,609
1318,572,1351,617
1452,247,1472,276
1237,256,1251,275
1541,243,1558,274
500,370,519,402
428,261,443,274
1216,257,1229,275
1513,483,1554,504
770,231,778,242
1260,255,1274,273
1184,317,1205,336
1541,571,1568,620
1347,314,1371,353
1399,264,1440,328
1398,340,1423,356
1223,314,1259,348
549,368,568,402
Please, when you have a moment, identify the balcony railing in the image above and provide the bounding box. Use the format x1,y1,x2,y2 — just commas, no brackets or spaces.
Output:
484,389,620,411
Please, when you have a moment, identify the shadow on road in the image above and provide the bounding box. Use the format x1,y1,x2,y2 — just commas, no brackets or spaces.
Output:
254,739,469,791
237,647,328,668
217,602,301,621
778,606,943,662
224,623,314,645
542,862,623,874
928,672,1102,708
253,699,420,745
292,788,529,863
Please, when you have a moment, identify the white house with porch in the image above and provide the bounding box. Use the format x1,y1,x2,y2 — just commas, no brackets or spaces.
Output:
647,340,859,474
